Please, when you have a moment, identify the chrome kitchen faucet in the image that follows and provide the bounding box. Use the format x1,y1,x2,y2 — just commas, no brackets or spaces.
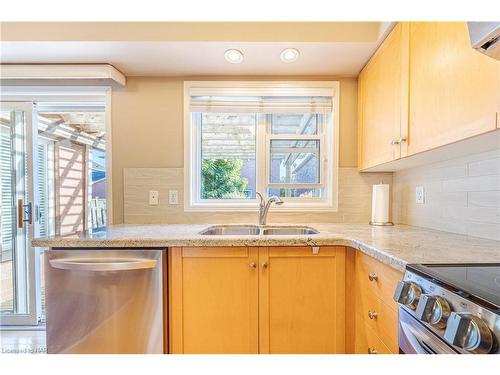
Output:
256,192,284,225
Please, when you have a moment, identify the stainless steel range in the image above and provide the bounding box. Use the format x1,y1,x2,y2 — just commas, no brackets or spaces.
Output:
394,264,500,354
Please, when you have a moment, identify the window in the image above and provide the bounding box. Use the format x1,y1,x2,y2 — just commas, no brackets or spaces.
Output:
185,82,339,211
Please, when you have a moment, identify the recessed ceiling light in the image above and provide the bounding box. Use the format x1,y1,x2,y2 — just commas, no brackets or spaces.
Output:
280,48,300,63
224,49,244,64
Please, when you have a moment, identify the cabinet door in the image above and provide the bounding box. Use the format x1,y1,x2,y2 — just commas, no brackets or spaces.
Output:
358,22,410,170
169,247,258,354
258,246,345,354
408,22,500,155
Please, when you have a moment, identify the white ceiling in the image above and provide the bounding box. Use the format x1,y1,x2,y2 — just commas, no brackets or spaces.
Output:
0,39,389,77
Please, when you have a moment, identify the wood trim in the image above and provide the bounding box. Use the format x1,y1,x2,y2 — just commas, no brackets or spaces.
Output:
335,246,346,353
162,249,168,353
258,247,270,354
168,247,183,353
182,246,248,257
357,68,365,171
248,247,260,354
345,247,356,353
268,246,336,257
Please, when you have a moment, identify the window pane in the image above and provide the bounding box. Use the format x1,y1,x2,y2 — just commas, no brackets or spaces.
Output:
201,113,256,199
268,187,322,198
270,140,320,184
271,114,318,135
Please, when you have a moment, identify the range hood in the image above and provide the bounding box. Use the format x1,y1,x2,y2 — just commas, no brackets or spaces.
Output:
468,22,500,60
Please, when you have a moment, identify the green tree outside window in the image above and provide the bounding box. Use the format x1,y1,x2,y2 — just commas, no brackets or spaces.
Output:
201,159,249,199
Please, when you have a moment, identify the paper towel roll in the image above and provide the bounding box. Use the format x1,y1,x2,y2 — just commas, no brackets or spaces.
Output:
370,184,392,225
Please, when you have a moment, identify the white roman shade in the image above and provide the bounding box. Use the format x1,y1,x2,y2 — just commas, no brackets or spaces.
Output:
188,84,335,114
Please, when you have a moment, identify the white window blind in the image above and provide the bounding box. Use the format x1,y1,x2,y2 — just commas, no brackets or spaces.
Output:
0,125,14,259
37,143,49,238
189,95,333,114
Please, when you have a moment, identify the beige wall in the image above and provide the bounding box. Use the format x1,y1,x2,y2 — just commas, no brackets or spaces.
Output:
0,22,382,42
112,76,360,224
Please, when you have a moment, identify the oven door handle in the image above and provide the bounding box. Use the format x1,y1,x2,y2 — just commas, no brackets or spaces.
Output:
400,320,437,354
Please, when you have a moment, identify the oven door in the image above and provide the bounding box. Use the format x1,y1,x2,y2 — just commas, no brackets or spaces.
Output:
399,307,457,354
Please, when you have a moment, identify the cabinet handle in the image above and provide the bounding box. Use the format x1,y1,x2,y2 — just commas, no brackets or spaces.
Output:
368,347,378,354
261,262,268,269
391,137,407,145
368,272,378,282
368,310,378,320
249,262,257,269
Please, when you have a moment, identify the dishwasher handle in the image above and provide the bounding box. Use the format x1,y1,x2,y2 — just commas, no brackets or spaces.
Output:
49,257,158,272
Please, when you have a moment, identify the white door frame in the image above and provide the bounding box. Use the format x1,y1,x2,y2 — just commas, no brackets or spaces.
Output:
0,101,40,326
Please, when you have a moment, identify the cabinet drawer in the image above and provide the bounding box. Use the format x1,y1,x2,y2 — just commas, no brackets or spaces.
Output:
355,252,402,309
354,318,393,354
356,286,398,353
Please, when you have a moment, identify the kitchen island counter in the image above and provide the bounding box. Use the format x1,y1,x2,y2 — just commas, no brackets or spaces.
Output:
32,223,500,272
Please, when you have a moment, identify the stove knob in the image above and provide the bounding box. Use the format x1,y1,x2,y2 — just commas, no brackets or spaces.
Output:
415,295,451,329
443,312,493,354
393,281,422,310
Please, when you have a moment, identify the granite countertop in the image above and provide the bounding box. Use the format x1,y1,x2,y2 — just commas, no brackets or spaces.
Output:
32,223,500,272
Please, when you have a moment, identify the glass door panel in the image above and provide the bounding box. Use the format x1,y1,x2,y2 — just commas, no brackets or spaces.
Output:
0,102,39,325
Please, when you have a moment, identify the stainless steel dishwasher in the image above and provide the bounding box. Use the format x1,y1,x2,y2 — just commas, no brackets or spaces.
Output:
45,249,164,354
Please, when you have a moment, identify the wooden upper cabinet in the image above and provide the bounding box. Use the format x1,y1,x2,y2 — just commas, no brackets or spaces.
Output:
358,22,410,170
259,246,345,354
168,247,259,354
408,22,500,155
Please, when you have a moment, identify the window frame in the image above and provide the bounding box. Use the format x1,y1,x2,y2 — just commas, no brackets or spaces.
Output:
184,81,339,212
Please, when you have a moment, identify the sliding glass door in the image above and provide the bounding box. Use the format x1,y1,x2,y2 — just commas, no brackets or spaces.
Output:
1,92,108,326
0,102,40,325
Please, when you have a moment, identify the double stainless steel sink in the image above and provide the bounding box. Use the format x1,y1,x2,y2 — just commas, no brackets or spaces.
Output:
199,225,319,236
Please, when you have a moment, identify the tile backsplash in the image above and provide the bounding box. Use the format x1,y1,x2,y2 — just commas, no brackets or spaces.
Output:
123,167,392,224
392,149,500,240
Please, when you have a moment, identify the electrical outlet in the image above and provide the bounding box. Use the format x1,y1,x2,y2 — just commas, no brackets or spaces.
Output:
415,186,425,204
149,190,159,205
168,190,179,205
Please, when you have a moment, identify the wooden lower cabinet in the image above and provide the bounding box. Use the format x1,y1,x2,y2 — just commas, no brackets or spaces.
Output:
169,246,346,354
168,247,258,354
259,246,345,354
355,284,399,353
168,246,402,354
352,251,403,354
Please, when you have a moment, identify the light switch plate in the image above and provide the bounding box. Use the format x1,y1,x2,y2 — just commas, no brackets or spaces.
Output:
168,190,179,205
415,186,425,204
149,190,159,205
